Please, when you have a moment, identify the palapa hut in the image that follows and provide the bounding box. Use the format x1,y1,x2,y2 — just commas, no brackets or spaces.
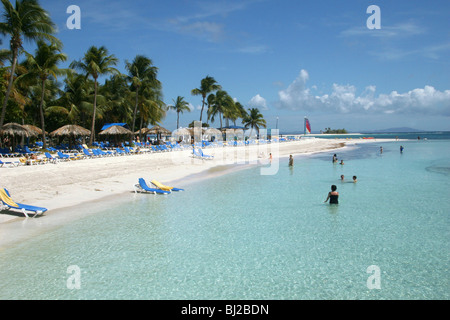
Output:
203,128,223,142
147,125,172,143
172,127,192,144
1,123,31,152
50,124,91,149
22,124,45,136
99,125,134,146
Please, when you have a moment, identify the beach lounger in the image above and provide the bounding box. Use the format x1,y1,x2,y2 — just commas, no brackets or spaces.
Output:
134,178,171,195
57,151,71,161
199,148,214,159
115,148,126,155
0,159,20,167
45,152,58,163
193,148,214,160
151,179,184,192
0,188,48,218
83,148,94,158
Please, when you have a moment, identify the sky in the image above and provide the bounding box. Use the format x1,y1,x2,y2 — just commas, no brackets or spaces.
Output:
3,0,450,132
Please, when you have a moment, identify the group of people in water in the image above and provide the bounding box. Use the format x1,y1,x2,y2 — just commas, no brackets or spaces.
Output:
324,153,359,205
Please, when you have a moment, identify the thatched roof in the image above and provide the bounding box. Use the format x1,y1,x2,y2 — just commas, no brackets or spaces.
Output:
23,124,46,136
1,123,31,137
147,125,172,135
135,127,152,135
204,128,222,136
99,125,133,135
50,124,91,136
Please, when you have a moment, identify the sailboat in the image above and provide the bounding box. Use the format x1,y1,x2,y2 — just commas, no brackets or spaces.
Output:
304,117,311,135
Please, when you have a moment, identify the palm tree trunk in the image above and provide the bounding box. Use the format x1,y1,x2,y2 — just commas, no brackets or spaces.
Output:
199,96,205,122
90,79,98,145
138,113,144,144
0,51,18,127
177,112,180,129
39,79,47,149
132,87,139,132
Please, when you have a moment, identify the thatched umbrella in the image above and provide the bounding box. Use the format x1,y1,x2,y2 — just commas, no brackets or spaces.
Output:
1,123,31,152
135,127,151,135
1,123,31,137
23,124,46,137
100,125,133,136
172,127,192,144
148,125,172,142
148,125,171,136
50,124,91,149
99,125,134,146
204,128,223,141
50,124,91,137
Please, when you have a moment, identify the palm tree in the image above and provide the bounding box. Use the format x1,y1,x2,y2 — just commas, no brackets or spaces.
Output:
208,90,234,129
0,0,60,127
70,46,118,144
242,107,266,138
53,71,95,127
125,55,158,132
191,75,221,122
231,101,247,126
100,74,132,125
169,96,190,129
22,40,67,148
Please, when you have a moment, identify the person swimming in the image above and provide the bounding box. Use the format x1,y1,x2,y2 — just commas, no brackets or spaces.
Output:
352,176,357,183
324,185,339,204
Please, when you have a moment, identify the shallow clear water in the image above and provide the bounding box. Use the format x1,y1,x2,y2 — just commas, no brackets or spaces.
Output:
0,140,449,300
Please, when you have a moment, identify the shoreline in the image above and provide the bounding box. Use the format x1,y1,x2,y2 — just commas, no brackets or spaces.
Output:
0,138,398,248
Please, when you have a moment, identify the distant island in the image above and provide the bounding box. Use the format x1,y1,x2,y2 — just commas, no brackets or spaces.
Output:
321,128,348,134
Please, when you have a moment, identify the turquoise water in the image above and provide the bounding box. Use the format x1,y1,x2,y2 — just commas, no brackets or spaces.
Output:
0,139,449,300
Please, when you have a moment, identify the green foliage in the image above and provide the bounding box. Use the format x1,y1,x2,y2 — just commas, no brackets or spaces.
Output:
323,127,348,134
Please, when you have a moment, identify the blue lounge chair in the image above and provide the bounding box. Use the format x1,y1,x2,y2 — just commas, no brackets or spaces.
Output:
115,148,126,155
0,188,48,218
82,148,94,158
199,148,214,159
193,148,213,160
45,152,58,163
57,151,71,161
134,178,171,195
0,159,20,167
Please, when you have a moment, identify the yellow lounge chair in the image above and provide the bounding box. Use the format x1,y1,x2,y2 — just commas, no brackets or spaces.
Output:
151,180,184,192
0,188,48,218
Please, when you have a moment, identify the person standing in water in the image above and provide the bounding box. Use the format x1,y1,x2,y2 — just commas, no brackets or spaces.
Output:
332,154,338,163
288,155,294,167
400,145,404,153
324,185,339,204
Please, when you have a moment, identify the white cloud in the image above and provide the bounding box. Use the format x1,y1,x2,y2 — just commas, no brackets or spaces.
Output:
248,94,268,110
175,21,225,43
276,70,450,116
340,22,425,38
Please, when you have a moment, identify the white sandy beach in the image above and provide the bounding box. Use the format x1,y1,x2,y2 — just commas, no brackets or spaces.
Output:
0,138,387,227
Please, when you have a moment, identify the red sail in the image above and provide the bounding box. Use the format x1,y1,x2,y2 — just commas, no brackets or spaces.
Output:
305,118,311,134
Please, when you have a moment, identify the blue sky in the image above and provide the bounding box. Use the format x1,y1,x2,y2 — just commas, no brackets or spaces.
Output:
5,0,450,132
